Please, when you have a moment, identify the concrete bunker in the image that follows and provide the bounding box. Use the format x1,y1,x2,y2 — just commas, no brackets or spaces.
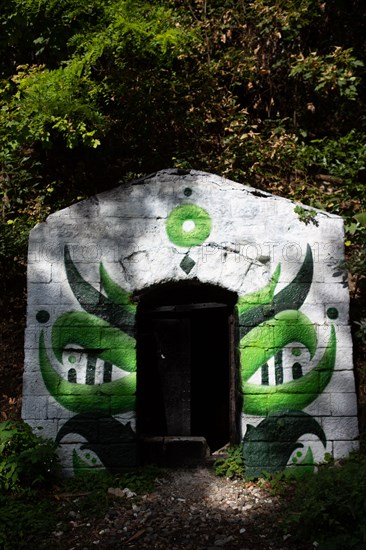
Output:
22,169,359,476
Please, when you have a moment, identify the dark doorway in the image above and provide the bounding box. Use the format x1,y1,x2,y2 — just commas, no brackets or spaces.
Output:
136,282,239,457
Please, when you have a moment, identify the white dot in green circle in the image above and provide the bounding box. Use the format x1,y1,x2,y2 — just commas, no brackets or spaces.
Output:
182,220,195,233
166,204,212,247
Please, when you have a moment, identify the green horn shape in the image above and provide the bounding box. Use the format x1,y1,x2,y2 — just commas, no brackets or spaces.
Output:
239,244,313,338
39,331,136,415
243,324,336,415
64,246,135,337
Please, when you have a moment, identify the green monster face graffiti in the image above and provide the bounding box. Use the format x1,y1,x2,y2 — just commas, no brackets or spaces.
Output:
37,231,336,476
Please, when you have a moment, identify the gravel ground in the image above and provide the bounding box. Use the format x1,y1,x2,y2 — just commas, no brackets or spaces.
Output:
53,467,305,550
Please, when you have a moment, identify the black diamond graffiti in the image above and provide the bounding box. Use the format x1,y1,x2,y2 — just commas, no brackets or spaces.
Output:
180,255,196,275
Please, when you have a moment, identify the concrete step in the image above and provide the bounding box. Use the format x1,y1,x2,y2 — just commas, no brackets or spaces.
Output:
140,436,210,467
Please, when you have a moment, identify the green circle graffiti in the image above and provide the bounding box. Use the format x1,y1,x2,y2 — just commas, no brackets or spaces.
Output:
327,307,339,320
36,310,50,323
166,204,212,247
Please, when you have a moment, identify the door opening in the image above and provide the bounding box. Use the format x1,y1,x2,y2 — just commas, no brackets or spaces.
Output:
136,282,240,461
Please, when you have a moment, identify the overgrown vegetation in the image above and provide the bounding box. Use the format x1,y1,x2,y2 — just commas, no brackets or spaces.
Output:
213,444,366,549
214,444,245,479
0,419,163,549
283,454,366,549
0,495,57,550
0,420,58,549
0,419,59,493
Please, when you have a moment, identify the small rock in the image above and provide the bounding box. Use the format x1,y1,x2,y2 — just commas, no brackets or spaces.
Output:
108,487,136,498
214,535,234,546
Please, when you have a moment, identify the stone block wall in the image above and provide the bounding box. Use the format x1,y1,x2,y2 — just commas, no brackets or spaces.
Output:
22,169,359,476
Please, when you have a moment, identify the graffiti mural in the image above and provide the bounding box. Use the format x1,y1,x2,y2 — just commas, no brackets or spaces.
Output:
239,246,336,476
37,247,137,472
22,169,359,476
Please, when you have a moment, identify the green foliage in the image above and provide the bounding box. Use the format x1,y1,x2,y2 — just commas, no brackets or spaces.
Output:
61,464,161,517
0,494,57,550
298,131,366,193
284,454,366,549
214,445,245,479
0,464,162,548
354,318,366,345
1,0,366,229
0,420,59,493
290,47,364,101
256,469,298,496
65,464,161,495
294,205,319,226
0,1,192,151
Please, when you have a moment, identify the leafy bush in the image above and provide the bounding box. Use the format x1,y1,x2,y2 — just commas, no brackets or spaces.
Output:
0,420,59,492
285,454,366,549
214,445,245,479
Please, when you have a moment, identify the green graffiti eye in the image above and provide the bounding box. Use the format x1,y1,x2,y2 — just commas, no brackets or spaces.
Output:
166,204,211,247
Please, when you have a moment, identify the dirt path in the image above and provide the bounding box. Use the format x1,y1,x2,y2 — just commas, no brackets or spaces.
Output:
51,467,303,550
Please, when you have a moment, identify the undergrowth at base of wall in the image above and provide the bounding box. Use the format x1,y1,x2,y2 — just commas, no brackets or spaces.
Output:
213,445,245,479
213,443,366,549
1,421,366,550
282,452,366,549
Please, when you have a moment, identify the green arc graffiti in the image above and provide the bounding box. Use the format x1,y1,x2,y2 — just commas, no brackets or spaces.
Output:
241,310,318,383
243,324,336,415
239,244,313,338
243,410,327,477
237,264,281,317
52,311,136,371
39,331,136,415
39,249,139,416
